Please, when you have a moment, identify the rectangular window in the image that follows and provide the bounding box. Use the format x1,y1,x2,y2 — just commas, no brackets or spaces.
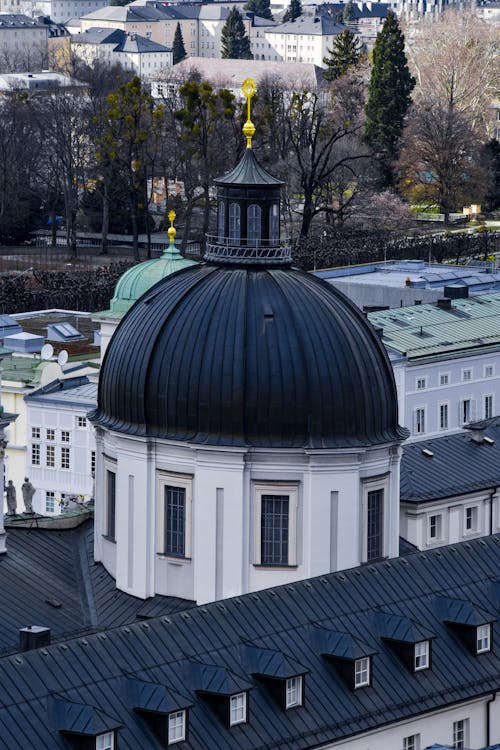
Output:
465,506,478,532
165,485,186,557
477,623,491,653
60,447,70,469
439,403,448,430
439,373,449,386
91,451,96,477
354,657,370,688
96,732,115,750
484,394,493,419
229,692,247,726
77,416,87,428
168,710,186,744
453,719,468,749
46,428,55,441
416,377,426,390
414,408,425,434
32,443,40,465
485,365,494,378
106,469,116,540
403,736,420,750
367,489,383,561
46,445,55,468
261,494,289,565
31,427,40,440
285,676,303,708
461,399,472,424
429,514,442,541
414,640,429,671
61,430,70,443
45,491,55,513
462,369,472,382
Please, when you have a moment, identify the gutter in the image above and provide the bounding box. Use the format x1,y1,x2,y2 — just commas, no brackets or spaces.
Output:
486,691,498,747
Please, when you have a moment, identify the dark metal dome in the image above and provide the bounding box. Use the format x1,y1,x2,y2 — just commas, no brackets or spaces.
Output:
92,263,406,448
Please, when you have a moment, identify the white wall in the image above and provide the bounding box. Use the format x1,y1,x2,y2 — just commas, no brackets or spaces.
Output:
95,429,402,603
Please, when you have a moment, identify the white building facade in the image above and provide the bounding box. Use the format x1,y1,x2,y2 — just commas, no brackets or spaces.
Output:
25,378,96,515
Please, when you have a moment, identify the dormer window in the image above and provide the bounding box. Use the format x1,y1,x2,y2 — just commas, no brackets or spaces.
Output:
476,623,491,654
354,657,371,688
414,640,430,671
168,710,186,744
229,692,247,726
96,733,115,750
285,676,303,709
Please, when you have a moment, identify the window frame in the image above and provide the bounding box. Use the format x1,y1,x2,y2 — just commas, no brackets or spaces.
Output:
61,430,70,443
354,656,371,688
428,513,442,543
414,640,430,671
362,476,388,563
460,398,472,425
464,505,478,534
46,444,55,468
439,372,450,386
476,623,491,654
484,393,493,419
168,709,186,744
157,471,193,560
416,377,426,390
104,460,116,542
76,415,87,429
484,364,494,378
46,428,55,441
452,718,468,749
403,735,420,750
31,442,40,466
285,675,303,709
414,407,426,435
45,491,55,514
461,368,472,382
253,482,298,567
229,692,247,726
60,446,70,470
439,402,449,430
95,731,115,750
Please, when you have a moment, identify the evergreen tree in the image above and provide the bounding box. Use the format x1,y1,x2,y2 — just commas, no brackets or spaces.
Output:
342,0,356,24
172,22,187,65
221,7,253,59
244,0,273,20
364,10,415,186
323,29,361,82
283,0,302,22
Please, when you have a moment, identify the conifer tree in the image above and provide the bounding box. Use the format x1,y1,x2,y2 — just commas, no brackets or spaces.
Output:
283,0,302,22
221,7,253,59
172,22,186,65
323,29,361,82
342,0,356,25
364,10,415,185
244,0,273,20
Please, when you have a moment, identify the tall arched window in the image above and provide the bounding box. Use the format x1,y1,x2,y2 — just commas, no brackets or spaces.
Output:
229,203,240,242
248,204,261,246
218,201,225,242
269,204,279,242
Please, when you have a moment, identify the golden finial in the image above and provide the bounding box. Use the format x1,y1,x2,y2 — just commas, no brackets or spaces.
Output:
242,78,256,149
167,209,176,244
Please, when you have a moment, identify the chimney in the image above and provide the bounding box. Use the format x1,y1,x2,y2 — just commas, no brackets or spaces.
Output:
19,626,51,652
437,298,452,310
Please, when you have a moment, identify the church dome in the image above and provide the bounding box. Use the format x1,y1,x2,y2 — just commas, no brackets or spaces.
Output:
109,217,197,315
93,262,405,448
92,81,405,450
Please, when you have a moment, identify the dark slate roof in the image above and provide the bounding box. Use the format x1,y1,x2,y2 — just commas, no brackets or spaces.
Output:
215,148,284,187
401,423,500,503
0,521,193,655
268,14,346,34
317,3,390,20
73,27,127,45
93,263,406,448
117,34,171,53
73,26,171,52
0,13,44,27
2,535,500,748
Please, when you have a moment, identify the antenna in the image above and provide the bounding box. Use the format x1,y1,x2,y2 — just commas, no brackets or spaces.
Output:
40,343,54,360
57,350,68,366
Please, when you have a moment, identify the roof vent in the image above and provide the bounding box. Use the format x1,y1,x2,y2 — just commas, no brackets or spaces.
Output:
484,436,495,445
437,298,452,310
19,625,51,652
421,448,434,457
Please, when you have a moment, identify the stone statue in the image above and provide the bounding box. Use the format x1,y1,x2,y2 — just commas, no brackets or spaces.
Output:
22,478,35,514
5,480,16,515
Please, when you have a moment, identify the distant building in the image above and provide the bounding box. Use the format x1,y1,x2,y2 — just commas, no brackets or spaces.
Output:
400,419,500,549
72,26,172,76
264,14,346,65
0,69,85,92
368,293,500,441
0,13,48,71
24,377,97,515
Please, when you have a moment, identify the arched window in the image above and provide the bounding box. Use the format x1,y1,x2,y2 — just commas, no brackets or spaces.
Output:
269,204,279,242
229,203,240,242
218,200,225,242
247,204,261,246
